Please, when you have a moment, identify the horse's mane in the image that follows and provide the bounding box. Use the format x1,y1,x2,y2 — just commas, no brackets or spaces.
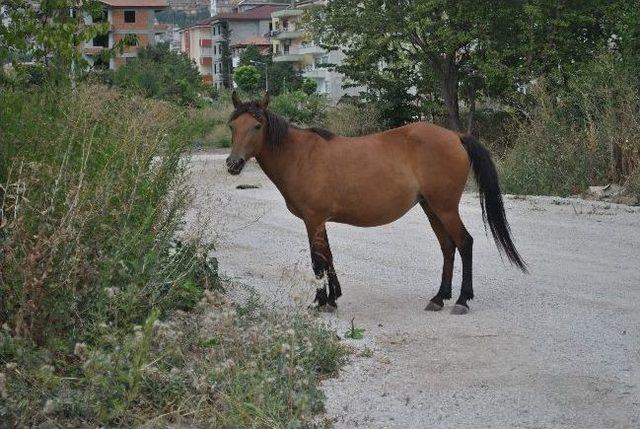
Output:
230,101,335,147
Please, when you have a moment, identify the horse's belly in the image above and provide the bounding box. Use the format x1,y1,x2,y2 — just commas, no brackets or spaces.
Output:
331,190,419,227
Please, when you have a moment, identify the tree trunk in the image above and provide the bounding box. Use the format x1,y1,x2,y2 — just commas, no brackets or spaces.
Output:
467,82,476,135
441,58,462,131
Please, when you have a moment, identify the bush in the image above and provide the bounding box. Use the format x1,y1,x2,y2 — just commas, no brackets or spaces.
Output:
501,54,640,197
112,44,204,106
270,90,326,125
323,102,382,136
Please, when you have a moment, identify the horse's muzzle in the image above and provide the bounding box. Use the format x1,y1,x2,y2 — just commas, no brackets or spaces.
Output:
226,155,246,175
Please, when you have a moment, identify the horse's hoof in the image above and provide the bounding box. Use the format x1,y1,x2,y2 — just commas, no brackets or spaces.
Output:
450,304,469,315
318,304,337,313
424,301,443,311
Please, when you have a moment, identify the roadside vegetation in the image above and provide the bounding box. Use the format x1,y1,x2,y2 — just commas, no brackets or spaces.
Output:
0,82,346,427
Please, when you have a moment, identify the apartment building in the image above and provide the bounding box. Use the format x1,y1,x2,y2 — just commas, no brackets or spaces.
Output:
180,18,215,82
83,0,169,69
270,0,362,104
180,4,283,87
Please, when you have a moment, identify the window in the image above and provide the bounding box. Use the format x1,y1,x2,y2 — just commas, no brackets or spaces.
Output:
124,10,135,23
93,33,109,47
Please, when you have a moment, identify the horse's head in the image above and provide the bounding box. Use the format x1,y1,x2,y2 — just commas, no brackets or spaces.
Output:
226,91,270,175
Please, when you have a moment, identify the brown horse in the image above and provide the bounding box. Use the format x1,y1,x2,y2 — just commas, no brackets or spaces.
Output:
226,92,526,314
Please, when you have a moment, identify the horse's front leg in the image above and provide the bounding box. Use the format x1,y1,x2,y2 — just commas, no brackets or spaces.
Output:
304,218,340,311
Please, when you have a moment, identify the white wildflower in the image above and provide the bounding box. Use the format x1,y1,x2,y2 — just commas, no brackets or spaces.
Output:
5,362,17,371
73,342,88,358
104,287,120,298
40,364,54,373
281,343,291,353
286,329,295,337
42,399,56,415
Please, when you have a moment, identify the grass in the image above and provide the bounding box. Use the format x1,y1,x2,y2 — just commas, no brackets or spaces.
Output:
0,83,347,427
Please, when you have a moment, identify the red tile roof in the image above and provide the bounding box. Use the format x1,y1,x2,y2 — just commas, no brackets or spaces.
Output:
180,5,285,31
100,0,167,7
180,18,213,31
215,5,284,21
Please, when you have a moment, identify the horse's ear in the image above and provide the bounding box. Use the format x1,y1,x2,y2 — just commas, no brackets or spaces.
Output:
232,91,242,108
259,91,270,109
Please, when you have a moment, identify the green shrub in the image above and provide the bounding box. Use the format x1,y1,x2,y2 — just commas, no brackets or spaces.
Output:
270,90,326,125
112,43,204,106
302,78,318,95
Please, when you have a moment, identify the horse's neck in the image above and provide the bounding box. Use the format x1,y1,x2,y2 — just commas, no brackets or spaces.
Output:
255,133,304,192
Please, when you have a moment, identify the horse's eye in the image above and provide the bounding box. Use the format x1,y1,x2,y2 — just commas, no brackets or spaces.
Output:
255,123,262,130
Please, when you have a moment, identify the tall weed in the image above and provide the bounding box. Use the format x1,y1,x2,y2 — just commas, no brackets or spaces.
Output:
501,54,640,197
0,84,217,344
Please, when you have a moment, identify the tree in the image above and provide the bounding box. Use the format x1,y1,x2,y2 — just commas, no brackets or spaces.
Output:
0,0,109,84
233,65,261,93
238,45,302,95
311,0,620,131
220,22,233,88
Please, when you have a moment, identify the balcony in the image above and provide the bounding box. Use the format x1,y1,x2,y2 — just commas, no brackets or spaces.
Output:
271,30,304,40
303,67,329,79
272,9,304,19
200,56,212,65
273,53,305,62
199,39,212,47
298,43,324,55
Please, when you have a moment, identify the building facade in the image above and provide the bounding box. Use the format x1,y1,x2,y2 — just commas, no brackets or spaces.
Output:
180,20,215,82
270,0,362,104
180,4,283,87
210,6,280,87
84,0,169,69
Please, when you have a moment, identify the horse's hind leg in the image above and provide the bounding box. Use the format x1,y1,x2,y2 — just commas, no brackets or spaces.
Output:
430,208,474,315
421,202,455,311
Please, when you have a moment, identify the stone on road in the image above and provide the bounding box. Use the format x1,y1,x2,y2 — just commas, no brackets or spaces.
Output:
187,154,640,429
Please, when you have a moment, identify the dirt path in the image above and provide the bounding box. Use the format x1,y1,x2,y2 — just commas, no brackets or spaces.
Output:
186,154,640,428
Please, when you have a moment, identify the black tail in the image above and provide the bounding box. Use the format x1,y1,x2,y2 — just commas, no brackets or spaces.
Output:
461,135,528,272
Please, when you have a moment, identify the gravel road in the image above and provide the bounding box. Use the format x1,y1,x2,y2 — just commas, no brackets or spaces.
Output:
186,153,640,429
